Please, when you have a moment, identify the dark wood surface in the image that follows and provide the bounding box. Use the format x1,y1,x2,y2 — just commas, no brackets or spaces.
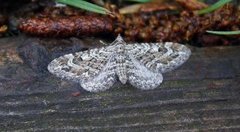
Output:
0,36,239,131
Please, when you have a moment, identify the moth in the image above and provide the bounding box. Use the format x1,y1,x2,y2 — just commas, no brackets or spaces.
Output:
48,35,191,92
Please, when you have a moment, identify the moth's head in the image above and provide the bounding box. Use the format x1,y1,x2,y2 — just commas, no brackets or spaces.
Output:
109,34,126,53
111,34,126,45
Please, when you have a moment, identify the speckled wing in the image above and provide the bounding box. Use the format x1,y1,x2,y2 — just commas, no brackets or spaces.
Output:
127,54,163,90
48,46,116,92
126,42,191,73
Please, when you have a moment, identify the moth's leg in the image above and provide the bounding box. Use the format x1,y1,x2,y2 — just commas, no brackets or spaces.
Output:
127,54,163,90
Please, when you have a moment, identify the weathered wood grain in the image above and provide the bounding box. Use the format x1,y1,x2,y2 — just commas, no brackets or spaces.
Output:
0,36,239,131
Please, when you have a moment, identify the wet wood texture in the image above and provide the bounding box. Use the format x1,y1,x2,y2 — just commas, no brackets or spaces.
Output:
0,36,239,131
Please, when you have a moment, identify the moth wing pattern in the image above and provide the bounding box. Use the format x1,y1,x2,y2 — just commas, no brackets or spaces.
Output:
48,46,117,92
127,54,163,90
48,35,192,92
80,55,117,92
126,42,191,73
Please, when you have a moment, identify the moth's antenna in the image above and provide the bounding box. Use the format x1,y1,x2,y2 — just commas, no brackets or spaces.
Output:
99,40,108,45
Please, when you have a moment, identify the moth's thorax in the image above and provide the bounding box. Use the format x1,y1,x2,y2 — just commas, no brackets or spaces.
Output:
112,34,127,54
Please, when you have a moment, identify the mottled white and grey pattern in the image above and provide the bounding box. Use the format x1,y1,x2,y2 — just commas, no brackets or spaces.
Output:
48,35,191,92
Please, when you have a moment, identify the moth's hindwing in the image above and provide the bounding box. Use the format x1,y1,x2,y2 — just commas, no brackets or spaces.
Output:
127,54,163,90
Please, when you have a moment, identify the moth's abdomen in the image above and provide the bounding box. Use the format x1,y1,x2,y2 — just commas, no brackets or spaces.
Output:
116,65,127,84
115,54,127,84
